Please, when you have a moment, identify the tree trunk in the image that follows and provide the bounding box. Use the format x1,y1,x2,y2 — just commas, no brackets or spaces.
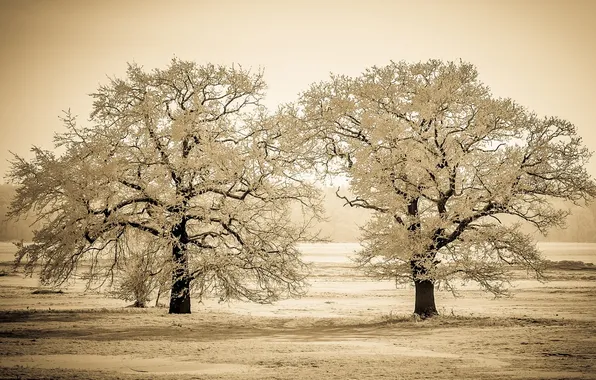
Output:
155,290,161,308
169,275,191,314
168,236,191,314
414,279,438,318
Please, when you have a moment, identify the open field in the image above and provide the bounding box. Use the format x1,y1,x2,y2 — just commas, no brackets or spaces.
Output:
1,242,595,379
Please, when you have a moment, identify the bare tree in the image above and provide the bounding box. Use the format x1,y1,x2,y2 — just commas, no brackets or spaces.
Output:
293,60,596,317
108,231,170,307
8,59,322,314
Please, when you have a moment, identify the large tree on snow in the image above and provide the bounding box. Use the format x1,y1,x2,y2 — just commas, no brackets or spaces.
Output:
293,60,596,317
8,59,322,314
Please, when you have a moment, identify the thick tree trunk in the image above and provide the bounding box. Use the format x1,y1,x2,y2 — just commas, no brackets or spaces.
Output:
169,275,191,314
168,231,192,314
414,279,438,318
405,198,438,318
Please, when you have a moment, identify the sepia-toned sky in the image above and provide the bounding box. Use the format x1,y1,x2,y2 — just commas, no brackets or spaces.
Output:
1,0,595,182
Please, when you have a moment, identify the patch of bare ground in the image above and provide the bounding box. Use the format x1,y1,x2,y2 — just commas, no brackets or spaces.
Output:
1,307,595,380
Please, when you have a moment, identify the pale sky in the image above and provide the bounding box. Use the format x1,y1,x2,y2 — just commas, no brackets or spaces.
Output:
1,0,595,181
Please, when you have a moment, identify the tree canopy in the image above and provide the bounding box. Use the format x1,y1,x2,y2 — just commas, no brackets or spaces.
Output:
293,59,596,316
8,59,322,313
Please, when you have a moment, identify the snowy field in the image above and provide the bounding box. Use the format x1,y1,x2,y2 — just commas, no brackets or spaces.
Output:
0,242,595,379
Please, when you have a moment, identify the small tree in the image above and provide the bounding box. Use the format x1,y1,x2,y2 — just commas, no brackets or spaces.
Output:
294,60,596,317
109,231,170,307
8,59,322,314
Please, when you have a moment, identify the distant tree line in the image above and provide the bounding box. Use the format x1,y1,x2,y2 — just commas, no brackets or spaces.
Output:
0,185,33,241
